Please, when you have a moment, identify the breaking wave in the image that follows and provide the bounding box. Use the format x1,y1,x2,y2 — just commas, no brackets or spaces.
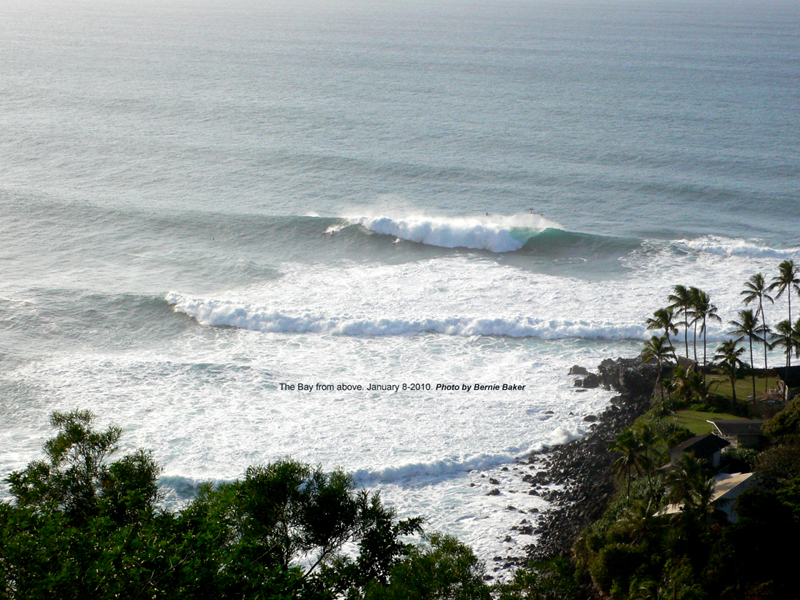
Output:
166,292,647,340
353,453,526,484
332,213,563,253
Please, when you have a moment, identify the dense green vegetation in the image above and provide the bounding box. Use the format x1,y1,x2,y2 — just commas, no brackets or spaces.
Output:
0,409,489,600
571,260,800,599
573,403,800,600
0,410,587,600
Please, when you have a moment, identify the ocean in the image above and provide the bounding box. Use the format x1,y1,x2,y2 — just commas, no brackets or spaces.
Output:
1,0,799,566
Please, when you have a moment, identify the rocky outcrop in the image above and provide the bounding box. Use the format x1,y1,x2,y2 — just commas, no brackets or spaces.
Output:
523,356,658,562
597,357,658,398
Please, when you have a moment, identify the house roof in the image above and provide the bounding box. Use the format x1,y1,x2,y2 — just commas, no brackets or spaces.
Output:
711,472,755,502
673,434,730,455
657,472,755,517
774,366,800,388
708,420,764,437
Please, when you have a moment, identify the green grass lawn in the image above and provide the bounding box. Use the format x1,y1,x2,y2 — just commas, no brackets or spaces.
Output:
706,372,776,403
670,410,748,436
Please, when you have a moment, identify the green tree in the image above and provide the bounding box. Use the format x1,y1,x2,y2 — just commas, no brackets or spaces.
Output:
2,411,172,599
741,272,774,371
364,534,491,600
714,485,800,599
2,411,440,600
6,410,159,526
179,458,425,597
495,557,585,600
729,308,764,401
633,423,665,502
610,430,644,500
665,454,714,522
646,308,679,350
641,335,676,407
713,338,746,403
691,289,721,384
666,366,709,407
754,438,800,488
668,285,694,360
769,259,800,324
770,319,800,369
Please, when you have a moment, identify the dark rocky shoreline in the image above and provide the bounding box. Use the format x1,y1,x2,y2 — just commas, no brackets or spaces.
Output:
519,357,660,563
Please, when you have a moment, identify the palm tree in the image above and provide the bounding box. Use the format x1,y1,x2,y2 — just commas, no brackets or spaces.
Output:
771,319,799,369
714,339,746,403
666,454,715,528
769,260,800,324
634,423,662,502
641,335,676,406
770,319,800,401
668,285,693,360
610,430,642,499
729,309,764,400
665,365,709,407
692,289,721,384
687,286,703,364
646,307,679,350
741,273,774,371
665,366,689,407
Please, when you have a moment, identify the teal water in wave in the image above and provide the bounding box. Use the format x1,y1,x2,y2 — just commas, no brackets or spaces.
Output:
1,0,799,564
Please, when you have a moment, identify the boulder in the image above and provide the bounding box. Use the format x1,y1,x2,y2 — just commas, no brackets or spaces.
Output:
581,373,601,388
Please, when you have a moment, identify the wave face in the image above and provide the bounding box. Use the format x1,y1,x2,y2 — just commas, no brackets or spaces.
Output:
342,213,563,253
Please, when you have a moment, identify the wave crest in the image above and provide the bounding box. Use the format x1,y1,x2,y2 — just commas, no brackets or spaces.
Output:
334,213,562,253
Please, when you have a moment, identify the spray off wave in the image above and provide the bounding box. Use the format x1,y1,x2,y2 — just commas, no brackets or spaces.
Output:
330,213,563,253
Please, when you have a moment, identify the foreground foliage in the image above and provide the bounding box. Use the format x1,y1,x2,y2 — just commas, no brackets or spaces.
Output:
1,410,506,600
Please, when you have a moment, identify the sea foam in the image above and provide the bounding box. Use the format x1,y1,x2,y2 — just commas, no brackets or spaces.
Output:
166,292,647,340
674,235,800,259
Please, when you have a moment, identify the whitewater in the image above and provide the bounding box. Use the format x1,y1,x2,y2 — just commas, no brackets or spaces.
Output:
1,0,799,571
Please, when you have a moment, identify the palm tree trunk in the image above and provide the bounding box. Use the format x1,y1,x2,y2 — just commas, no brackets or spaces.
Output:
760,299,769,389
760,300,768,367
749,337,756,400
684,313,689,359
702,318,707,386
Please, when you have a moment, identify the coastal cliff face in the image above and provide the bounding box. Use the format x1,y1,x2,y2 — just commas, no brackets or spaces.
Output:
525,357,659,562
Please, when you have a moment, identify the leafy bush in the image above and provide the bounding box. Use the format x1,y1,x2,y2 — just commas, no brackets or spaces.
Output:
2,410,467,600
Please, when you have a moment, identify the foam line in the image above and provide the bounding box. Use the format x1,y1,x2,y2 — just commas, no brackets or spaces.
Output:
166,292,655,340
